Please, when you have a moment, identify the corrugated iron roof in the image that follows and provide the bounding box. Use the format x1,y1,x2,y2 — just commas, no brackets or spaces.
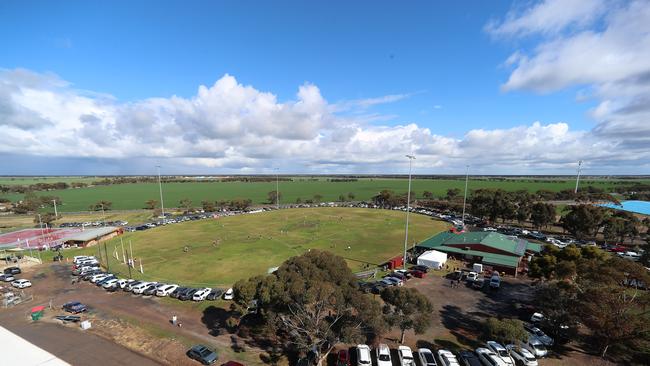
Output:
63,226,118,242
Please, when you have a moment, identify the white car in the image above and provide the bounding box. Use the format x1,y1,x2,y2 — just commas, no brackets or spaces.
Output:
376,344,392,366
398,345,416,366
356,344,372,366
417,348,437,366
223,288,234,300
192,287,212,301
525,325,554,346
475,347,507,366
102,278,119,288
131,282,154,294
90,274,110,283
618,251,640,261
522,337,548,358
530,312,545,323
483,227,497,232
506,345,538,366
0,274,15,282
486,341,514,365
156,284,179,296
12,279,32,289
466,271,478,282
436,349,460,366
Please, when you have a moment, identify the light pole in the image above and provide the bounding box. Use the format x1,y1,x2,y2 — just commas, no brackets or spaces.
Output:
275,168,280,210
156,165,166,219
52,199,58,218
403,154,415,269
574,160,583,194
461,165,469,227
100,203,107,227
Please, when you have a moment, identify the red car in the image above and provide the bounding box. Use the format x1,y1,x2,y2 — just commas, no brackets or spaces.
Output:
336,349,350,366
221,362,244,366
410,270,426,278
609,245,626,253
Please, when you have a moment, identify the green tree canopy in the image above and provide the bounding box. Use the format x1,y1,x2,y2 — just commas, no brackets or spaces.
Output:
381,286,433,343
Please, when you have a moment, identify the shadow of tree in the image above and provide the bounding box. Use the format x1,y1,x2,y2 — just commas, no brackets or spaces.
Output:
201,305,235,336
439,304,483,349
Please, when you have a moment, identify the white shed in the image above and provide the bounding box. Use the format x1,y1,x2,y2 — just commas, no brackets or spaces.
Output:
417,250,448,269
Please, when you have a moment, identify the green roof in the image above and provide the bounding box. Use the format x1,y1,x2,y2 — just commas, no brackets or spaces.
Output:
416,230,540,268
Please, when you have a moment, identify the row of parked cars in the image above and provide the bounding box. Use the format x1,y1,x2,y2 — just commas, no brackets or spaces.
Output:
1,266,32,289
347,340,544,366
71,256,234,301
359,265,430,294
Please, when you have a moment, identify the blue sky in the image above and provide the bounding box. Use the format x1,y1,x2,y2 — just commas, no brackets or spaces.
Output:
0,0,648,174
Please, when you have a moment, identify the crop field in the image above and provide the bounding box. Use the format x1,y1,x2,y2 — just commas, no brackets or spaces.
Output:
2,176,648,213
53,207,449,286
0,211,154,234
0,176,100,185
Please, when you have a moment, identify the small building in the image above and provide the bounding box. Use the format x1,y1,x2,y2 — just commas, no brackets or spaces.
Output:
62,226,122,247
416,231,542,276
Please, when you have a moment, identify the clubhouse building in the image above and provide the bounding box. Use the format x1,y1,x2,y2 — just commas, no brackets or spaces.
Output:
416,231,542,276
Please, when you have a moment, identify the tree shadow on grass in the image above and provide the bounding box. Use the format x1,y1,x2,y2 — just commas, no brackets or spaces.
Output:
201,305,236,336
439,304,483,349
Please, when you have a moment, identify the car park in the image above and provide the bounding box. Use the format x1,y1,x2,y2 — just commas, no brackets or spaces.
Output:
486,342,514,365
3,267,21,275
206,288,223,300
12,279,32,289
336,349,350,366
62,301,87,313
523,323,554,346
193,287,212,301
187,344,218,365
223,288,234,300
437,349,460,366
156,284,179,296
398,346,416,366
458,350,481,366
505,345,538,366
356,344,372,366
475,347,507,366
376,344,392,366
417,348,437,366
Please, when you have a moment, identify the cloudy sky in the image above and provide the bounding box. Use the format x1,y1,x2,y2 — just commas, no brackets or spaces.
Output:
0,0,648,175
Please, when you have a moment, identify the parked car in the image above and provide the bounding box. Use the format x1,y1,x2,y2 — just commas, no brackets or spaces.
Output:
132,282,155,294
437,349,460,366
466,272,478,282
0,274,15,282
193,287,212,301
398,346,416,366
376,344,392,366
356,344,372,366
223,288,234,300
206,288,223,300
170,286,188,298
336,349,350,366
410,270,426,278
475,347,507,366
523,323,554,346
410,265,429,273
530,312,544,323
505,345,538,366
143,284,160,296
458,350,481,366
156,284,179,297
105,283,121,292
102,278,119,289
521,337,547,358
12,279,32,289
486,341,514,365
124,281,142,292
3,267,21,275
180,288,199,301
383,276,403,286
416,348,438,366
472,278,485,290
90,273,110,283
96,275,116,286
62,301,87,313
186,344,218,365
489,275,500,289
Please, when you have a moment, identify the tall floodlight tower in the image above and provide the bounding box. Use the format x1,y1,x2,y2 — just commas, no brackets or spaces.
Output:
574,160,583,194
461,165,469,227
403,154,416,269
156,165,166,219
275,168,280,210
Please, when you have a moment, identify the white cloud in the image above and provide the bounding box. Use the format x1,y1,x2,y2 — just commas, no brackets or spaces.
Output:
0,67,647,174
490,0,650,167
485,0,607,37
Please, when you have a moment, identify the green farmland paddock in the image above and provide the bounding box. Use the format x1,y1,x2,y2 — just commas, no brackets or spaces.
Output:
56,207,449,286
2,177,647,213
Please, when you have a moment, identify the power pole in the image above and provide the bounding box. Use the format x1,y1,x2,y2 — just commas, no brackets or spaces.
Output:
156,166,165,220
104,242,110,271
52,199,58,218
461,165,469,227
403,154,415,269
574,160,583,194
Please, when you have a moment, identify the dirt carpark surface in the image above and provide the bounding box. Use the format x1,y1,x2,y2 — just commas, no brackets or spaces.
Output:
0,263,261,366
1,262,618,366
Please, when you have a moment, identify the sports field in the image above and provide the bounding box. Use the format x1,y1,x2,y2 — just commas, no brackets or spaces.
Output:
58,207,449,286
2,177,647,213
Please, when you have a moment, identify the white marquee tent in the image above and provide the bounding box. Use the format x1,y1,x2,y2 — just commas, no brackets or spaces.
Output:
417,250,447,269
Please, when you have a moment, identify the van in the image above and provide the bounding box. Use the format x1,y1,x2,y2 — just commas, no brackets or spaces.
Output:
489,276,500,289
